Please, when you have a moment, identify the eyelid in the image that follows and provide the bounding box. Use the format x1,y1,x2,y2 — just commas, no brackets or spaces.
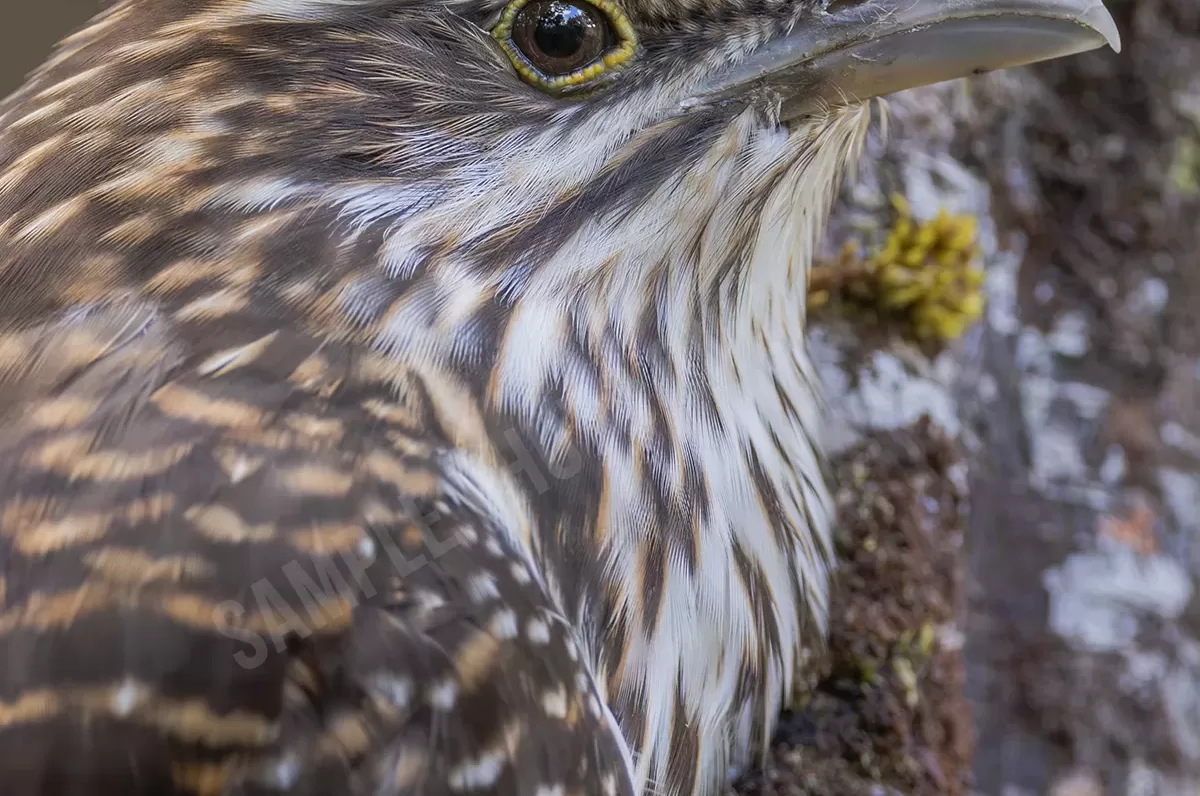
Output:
492,0,638,94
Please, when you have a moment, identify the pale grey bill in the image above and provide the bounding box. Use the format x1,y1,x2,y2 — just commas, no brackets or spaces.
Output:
684,0,1121,120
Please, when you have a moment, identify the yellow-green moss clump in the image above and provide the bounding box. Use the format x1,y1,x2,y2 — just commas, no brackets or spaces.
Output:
809,195,985,343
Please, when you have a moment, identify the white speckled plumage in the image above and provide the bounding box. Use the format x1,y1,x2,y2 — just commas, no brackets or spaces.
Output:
0,0,1111,792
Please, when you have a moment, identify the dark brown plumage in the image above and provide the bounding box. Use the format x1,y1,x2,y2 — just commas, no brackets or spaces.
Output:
0,0,1116,794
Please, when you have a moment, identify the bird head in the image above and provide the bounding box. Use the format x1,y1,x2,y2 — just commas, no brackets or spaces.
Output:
0,0,1117,341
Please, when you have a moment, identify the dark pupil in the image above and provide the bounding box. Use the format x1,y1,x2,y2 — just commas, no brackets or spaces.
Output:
532,2,590,58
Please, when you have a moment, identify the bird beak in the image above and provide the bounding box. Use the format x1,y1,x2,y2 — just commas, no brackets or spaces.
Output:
684,0,1121,119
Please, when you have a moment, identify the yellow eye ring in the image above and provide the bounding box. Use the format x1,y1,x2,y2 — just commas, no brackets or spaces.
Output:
492,0,637,94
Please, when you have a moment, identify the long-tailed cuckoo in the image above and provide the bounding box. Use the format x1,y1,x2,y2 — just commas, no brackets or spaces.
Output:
0,0,1118,794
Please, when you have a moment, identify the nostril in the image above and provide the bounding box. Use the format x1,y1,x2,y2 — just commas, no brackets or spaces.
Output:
824,0,875,12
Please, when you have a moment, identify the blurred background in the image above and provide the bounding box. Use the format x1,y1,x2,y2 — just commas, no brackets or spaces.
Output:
1,2,103,96
4,2,1200,796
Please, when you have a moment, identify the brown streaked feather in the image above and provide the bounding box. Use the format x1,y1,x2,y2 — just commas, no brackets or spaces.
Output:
0,0,865,792
0,313,632,795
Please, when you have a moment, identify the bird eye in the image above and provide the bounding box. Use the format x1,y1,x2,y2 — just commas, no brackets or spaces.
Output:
493,0,636,94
